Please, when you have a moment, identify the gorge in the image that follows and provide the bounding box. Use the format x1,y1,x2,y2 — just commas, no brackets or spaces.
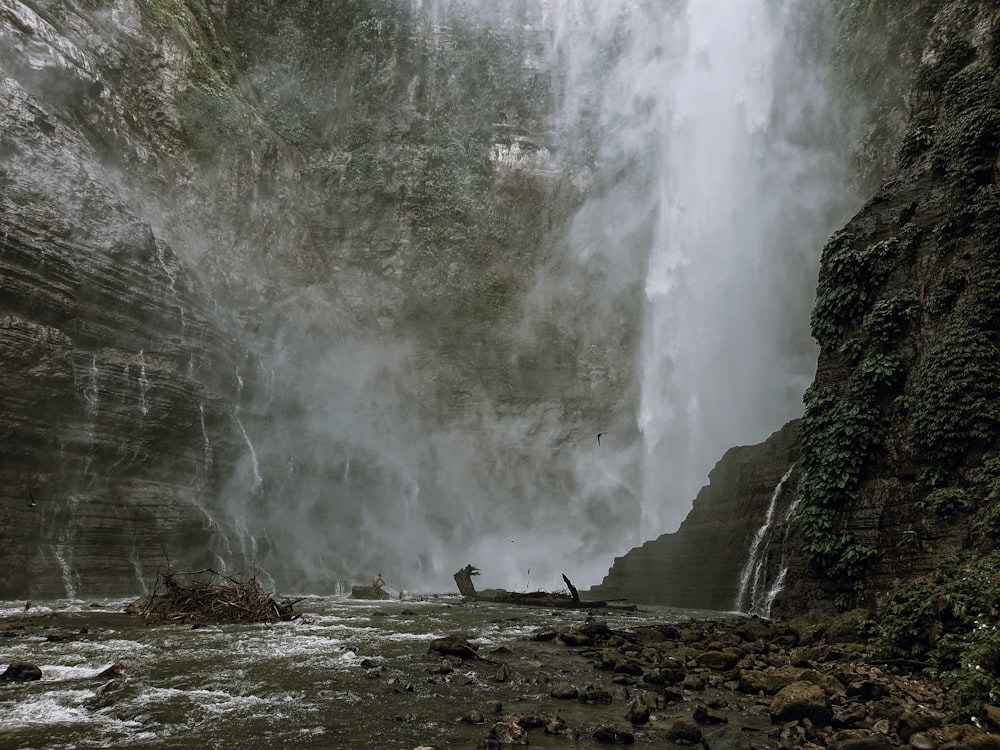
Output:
2,0,1000,670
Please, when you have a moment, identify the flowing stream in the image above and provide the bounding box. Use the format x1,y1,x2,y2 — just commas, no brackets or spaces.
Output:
0,597,714,749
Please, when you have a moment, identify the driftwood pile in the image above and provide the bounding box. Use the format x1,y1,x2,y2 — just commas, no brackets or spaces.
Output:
128,569,302,624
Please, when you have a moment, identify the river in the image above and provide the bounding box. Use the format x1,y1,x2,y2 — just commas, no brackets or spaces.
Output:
0,595,718,749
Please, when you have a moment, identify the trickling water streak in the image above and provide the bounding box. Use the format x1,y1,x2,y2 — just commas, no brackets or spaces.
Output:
138,350,149,417
735,464,795,613
199,403,213,475
234,407,263,489
52,543,78,600
155,240,186,331
84,356,99,418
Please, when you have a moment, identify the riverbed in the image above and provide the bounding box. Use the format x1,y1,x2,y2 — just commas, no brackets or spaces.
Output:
0,595,719,749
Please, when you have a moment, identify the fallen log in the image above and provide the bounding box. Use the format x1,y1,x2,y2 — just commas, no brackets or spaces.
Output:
454,565,633,610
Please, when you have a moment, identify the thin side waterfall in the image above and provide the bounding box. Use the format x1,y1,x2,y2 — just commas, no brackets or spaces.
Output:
735,464,795,615
734,466,802,617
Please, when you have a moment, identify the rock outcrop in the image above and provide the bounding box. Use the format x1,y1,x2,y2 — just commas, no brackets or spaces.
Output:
589,421,801,611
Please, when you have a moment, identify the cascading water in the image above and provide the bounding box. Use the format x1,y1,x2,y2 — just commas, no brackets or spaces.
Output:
735,464,800,617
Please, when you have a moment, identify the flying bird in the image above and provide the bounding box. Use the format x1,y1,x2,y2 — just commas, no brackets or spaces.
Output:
27,491,37,508
597,432,608,446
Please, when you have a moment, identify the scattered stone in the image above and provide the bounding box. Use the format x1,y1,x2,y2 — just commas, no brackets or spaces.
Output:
666,717,703,743
694,703,729,724
550,681,578,699
578,685,613,704
96,662,127,679
544,714,571,735
428,635,479,660
830,737,896,750
626,695,651,725
909,732,937,750
770,680,833,726
697,649,742,671
592,724,635,744
681,672,706,691
486,716,527,745
460,710,484,724
1,662,42,681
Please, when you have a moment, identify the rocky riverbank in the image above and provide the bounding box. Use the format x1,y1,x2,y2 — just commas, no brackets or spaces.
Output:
425,608,1000,749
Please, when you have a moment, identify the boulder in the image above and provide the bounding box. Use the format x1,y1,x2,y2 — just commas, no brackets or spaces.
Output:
1,662,42,681
626,696,651,725
738,666,813,694
702,726,753,750
428,635,479,660
770,680,833,726
592,725,635,744
550,682,578,699
697,649,743,671
666,717,703,743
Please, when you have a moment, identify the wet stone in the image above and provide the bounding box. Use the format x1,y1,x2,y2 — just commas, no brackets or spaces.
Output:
591,724,635,744
1,662,42,681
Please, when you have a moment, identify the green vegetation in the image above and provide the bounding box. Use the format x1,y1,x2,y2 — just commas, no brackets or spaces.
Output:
802,4,1000,609
868,551,1000,720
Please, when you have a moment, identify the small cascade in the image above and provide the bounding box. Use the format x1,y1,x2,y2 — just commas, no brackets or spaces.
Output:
735,464,798,617
81,355,100,477
128,534,150,594
232,367,263,489
52,544,78,600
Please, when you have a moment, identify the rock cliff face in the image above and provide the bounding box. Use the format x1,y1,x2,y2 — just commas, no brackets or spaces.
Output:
7,0,996,613
0,1,253,597
0,0,643,597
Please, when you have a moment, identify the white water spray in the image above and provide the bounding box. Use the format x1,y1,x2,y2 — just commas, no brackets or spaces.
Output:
547,0,856,537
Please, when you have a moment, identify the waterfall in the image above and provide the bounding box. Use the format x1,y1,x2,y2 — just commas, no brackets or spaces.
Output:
633,0,853,533
735,464,797,616
543,0,858,548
